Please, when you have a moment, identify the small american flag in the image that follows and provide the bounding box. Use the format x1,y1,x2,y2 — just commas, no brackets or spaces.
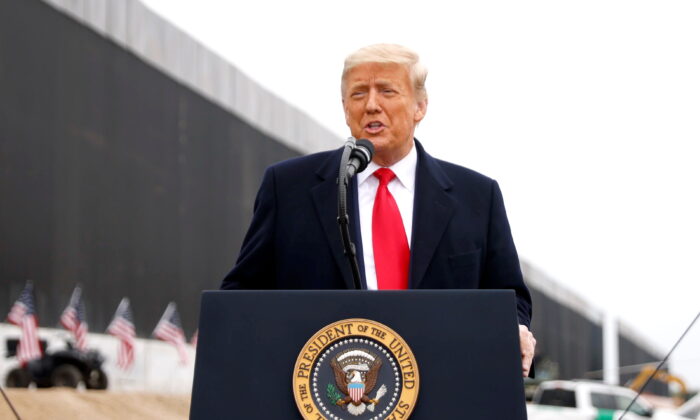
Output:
107,298,136,370
60,285,88,350
6,281,42,364
153,302,188,364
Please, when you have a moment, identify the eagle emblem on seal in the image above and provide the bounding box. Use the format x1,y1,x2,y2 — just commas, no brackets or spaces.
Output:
328,348,387,416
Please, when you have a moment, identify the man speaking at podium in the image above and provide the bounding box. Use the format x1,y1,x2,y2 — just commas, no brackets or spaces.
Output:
221,44,536,377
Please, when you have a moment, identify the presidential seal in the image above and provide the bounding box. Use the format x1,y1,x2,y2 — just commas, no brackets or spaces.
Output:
293,319,419,420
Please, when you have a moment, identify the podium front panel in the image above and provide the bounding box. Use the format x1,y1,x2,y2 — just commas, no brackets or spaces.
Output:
191,290,526,419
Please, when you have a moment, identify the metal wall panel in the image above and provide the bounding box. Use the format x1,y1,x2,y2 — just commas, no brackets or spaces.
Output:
40,0,342,155
619,335,667,395
530,287,604,380
0,0,298,336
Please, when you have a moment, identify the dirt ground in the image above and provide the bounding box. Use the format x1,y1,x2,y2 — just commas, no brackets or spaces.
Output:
0,389,190,420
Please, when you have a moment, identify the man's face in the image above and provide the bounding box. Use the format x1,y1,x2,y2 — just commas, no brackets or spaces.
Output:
342,62,427,166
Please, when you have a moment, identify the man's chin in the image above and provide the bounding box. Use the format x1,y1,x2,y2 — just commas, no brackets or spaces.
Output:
363,136,388,150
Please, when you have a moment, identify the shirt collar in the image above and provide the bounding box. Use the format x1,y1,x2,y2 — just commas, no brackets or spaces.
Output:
358,140,417,192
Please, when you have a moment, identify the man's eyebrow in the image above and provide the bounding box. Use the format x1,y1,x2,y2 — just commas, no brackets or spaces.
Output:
348,80,396,89
374,79,394,85
348,81,369,90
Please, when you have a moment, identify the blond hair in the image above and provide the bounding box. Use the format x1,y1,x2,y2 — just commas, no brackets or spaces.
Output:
341,43,428,102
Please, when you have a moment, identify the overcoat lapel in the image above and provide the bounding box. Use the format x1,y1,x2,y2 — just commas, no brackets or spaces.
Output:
310,149,359,290
409,141,455,288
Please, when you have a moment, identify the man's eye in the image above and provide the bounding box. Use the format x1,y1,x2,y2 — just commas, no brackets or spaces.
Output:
382,89,396,95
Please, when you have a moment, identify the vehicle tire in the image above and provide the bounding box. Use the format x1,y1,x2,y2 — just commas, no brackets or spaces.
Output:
51,364,82,388
5,368,31,388
35,378,53,388
86,368,108,390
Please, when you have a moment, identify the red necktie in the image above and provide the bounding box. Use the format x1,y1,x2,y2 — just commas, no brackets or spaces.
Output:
372,168,410,289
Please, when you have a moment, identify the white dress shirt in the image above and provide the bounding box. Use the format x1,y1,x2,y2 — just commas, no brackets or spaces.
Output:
357,142,417,290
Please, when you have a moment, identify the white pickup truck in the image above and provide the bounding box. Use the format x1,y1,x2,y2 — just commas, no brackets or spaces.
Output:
673,395,700,420
527,380,684,420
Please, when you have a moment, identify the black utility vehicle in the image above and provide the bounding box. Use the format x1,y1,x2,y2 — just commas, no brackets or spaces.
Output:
4,338,108,389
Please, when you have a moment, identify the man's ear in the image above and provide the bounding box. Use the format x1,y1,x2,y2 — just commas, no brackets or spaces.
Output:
414,97,428,123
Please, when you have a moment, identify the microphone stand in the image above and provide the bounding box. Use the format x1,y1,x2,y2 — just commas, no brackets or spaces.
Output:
337,138,363,290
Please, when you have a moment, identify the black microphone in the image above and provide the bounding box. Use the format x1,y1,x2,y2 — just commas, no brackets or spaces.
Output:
346,139,375,179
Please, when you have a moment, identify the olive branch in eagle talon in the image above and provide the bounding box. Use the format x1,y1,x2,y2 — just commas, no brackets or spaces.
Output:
329,349,382,407
327,383,343,405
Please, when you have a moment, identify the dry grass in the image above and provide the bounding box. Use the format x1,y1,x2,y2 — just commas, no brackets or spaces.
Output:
0,389,190,420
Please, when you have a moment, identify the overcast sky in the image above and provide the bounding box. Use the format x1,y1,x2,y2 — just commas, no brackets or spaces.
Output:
141,0,700,388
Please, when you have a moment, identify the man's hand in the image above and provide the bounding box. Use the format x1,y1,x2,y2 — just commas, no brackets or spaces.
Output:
519,325,536,377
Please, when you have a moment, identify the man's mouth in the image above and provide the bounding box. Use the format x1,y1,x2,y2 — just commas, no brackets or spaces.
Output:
365,121,385,134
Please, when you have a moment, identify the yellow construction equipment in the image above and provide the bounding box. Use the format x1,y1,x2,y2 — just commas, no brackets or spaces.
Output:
627,364,688,397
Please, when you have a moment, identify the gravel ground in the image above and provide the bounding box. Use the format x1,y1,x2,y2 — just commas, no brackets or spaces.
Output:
0,389,190,420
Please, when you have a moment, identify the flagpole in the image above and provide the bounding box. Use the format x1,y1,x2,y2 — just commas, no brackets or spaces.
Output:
144,337,150,391
0,384,21,420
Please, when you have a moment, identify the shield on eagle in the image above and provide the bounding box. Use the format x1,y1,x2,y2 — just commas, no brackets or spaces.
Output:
348,382,365,403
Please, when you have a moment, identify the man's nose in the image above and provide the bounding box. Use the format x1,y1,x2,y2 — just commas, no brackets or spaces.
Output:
365,90,381,113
